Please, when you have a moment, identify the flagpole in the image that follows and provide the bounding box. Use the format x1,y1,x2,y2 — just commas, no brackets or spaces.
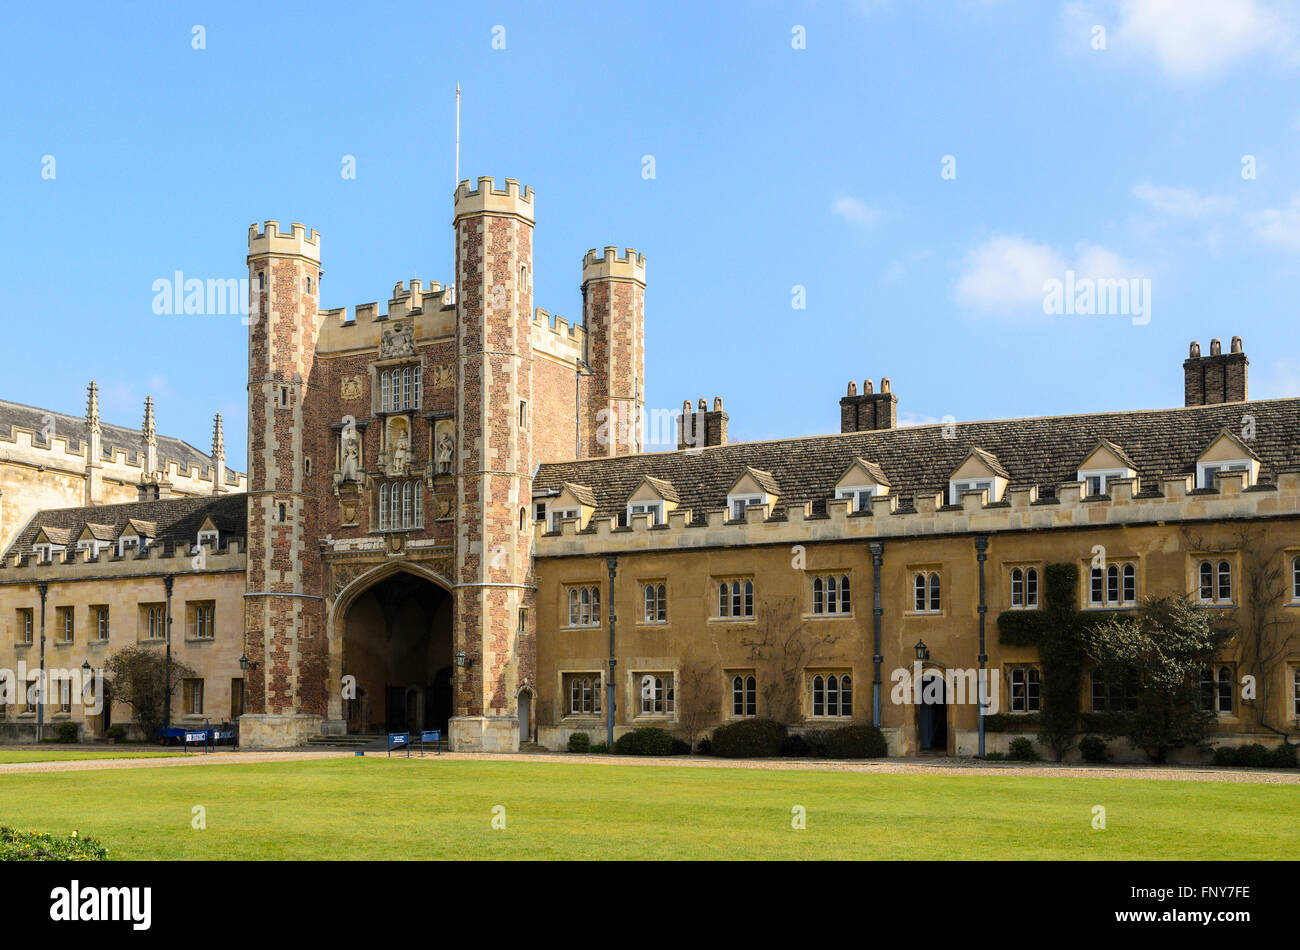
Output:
455,83,460,190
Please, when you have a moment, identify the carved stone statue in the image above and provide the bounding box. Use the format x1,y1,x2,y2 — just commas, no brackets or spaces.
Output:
436,431,454,475
390,432,410,475
339,428,361,482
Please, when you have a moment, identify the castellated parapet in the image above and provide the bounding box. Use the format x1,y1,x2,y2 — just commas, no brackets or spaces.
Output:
532,308,587,365
536,470,1300,555
2,538,245,572
247,220,321,261
452,177,535,224
317,278,458,351
581,247,646,284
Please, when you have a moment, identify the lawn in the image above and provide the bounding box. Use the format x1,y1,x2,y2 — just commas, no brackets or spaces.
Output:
0,747,187,764
0,757,1293,860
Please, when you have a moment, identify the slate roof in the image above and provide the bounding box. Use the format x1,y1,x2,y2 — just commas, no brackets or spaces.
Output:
4,494,247,559
534,398,1300,521
0,398,242,485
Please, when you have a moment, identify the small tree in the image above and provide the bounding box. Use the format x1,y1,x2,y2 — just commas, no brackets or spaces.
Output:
672,648,717,751
1085,594,1230,763
104,645,196,740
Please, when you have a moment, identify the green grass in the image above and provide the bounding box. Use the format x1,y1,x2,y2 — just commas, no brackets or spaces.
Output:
0,748,188,764
1,757,1293,860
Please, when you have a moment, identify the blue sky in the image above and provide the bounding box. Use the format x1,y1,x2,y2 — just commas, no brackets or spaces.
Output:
3,0,1299,471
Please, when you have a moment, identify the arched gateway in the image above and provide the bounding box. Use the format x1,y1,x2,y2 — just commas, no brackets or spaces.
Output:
326,562,455,736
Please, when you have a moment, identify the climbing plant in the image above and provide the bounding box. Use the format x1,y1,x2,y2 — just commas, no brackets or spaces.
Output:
996,563,1090,761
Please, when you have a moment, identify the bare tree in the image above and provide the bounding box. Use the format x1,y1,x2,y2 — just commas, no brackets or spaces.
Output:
673,647,717,750
739,596,838,724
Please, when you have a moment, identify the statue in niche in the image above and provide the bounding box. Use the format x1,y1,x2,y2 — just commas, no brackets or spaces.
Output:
436,430,455,475
338,427,361,483
379,322,416,359
390,431,411,475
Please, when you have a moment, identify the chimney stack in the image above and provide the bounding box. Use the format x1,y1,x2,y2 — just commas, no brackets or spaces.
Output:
841,378,898,432
1184,336,1248,406
677,397,729,450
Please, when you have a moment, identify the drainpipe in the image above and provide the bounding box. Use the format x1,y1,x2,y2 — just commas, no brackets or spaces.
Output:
974,535,989,759
605,554,617,749
37,581,48,742
163,574,174,734
869,541,884,728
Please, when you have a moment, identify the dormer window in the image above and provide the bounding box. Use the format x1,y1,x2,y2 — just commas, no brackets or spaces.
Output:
1078,470,1129,497
627,501,664,526
949,479,995,505
729,495,765,520
549,507,580,531
1198,460,1253,490
197,529,219,547
836,486,877,512
33,544,52,563
726,468,778,522
118,535,141,557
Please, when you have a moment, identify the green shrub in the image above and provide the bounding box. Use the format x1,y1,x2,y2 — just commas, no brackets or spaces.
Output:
781,733,813,757
54,722,79,744
1269,743,1298,769
103,725,127,742
567,732,591,753
670,738,691,756
589,741,608,754
1007,737,1040,761
709,718,787,758
613,727,674,756
0,827,107,861
1236,744,1270,768
695,737,712,755
822,725,888,759
1078,735,1110,764
1212,745,1239,767
983,751,1006,761
803,729,831,758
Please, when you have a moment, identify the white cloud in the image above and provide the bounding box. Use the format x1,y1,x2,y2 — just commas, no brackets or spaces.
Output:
831,195,880,227
1132,182,1237,218
956,235,1145,314
1116,0,1292,80
955,235,1066,310
1246,194,1300,248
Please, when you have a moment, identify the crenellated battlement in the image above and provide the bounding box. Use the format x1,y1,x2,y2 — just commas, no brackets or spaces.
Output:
0,421,245,492
581,246,646,284
452,177,535,224
247,220,320,261
1,538,246,574
536,470,1300,555
531,308,587,364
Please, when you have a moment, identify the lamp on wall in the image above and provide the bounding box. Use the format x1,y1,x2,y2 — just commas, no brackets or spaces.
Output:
914,639,930,661
455,650,474,670
239,654,260,672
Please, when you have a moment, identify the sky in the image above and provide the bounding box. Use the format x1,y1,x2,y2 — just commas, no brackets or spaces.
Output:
2,0,1298,471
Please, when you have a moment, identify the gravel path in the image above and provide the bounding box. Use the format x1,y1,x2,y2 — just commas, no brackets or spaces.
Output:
0,747,1294,784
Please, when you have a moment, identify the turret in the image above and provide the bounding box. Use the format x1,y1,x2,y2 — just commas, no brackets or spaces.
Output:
450,177,536,751
581,246,646,457
211,413,227,495
242,220,326,745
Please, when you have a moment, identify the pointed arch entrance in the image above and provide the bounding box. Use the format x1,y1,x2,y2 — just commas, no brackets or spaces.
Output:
330,562,454,735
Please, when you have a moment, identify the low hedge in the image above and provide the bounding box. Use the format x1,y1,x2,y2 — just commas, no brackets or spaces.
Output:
1007,737,1040,761
613,727,674,756
821,725,888,759
567,732,591,753
1213,743,1298,769
54,722,79,744
0,827,107,861
710,718,786,758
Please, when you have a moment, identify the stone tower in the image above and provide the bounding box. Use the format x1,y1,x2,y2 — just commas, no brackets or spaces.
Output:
242,221,328,747
581,247,646,456
450,178,537,751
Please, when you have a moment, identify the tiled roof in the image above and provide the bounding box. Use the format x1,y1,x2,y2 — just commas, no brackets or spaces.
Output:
81,523,116,541
563,482,598,507
5,494,247,559
534,398,1300,521
965,447,1010,479
0,398,241,485
639,475,680,503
